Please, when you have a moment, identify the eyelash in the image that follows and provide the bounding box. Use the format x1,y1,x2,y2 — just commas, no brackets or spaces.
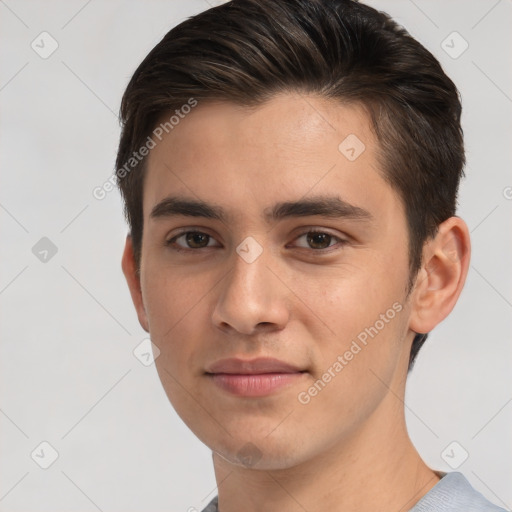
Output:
165,229,348,253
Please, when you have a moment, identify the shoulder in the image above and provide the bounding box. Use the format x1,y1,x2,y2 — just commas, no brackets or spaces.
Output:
199,495,218,512
410,472,509,512
198,473,508,512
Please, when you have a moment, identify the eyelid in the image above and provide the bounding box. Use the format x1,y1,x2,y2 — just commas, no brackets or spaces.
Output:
166,225,218,240
166,228,222,250
289,228,348,251
165,226,349,252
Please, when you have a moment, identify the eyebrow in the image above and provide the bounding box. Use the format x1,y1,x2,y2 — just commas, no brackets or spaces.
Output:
149,195,373,223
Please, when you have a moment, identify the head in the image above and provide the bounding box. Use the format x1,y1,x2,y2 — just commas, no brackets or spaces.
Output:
118,0,470,470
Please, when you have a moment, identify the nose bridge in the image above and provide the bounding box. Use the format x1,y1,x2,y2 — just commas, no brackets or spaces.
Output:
212,236,289,334
224,240,272,311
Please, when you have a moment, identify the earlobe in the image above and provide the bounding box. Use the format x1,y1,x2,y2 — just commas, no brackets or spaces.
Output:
409,217,471,335
121,235,149,332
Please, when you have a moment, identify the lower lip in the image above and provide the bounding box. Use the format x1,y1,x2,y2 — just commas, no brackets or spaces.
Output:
208,372,305,397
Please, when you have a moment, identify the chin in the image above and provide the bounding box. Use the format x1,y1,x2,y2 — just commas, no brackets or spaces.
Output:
207,431,314,471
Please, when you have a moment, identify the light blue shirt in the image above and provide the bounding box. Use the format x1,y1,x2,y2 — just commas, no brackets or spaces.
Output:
200,472,509,511
409,472,508,512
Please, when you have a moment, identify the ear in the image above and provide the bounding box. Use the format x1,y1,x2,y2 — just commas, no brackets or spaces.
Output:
409,217,471,335
121,235,149,333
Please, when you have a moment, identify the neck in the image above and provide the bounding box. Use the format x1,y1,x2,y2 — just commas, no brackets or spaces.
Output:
210,382,439,512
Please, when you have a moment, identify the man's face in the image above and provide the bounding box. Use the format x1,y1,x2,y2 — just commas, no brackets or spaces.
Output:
133,94,416,469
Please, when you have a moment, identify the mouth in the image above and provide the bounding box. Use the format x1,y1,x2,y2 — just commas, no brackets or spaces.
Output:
205,357,307,397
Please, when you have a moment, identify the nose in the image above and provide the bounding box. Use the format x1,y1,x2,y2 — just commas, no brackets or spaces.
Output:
211,244,290,336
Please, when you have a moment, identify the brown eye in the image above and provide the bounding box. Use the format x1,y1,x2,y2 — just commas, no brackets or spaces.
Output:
185,232,210,248
306,232,333,249
167,231,219,251
293,230,341,250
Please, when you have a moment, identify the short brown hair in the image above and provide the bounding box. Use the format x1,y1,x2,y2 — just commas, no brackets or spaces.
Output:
115,0,465,369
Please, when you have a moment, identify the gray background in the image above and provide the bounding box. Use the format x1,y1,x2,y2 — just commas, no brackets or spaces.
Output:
1,1,511,511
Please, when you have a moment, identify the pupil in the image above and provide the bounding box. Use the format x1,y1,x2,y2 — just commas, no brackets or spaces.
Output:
187,232,208,248
307,232,330,249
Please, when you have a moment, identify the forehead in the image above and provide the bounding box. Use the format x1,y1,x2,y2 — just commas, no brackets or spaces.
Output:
143,93,400,224
148,93,373,163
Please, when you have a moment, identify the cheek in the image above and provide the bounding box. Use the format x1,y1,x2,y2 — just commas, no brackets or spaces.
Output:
142,253,201,321
294,290,409,434
141,268,206,364
142,270,211,422
292,255,410,393
294,257,407,339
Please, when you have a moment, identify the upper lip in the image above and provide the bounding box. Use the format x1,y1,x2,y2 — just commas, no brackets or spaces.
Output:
205,357,304,375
